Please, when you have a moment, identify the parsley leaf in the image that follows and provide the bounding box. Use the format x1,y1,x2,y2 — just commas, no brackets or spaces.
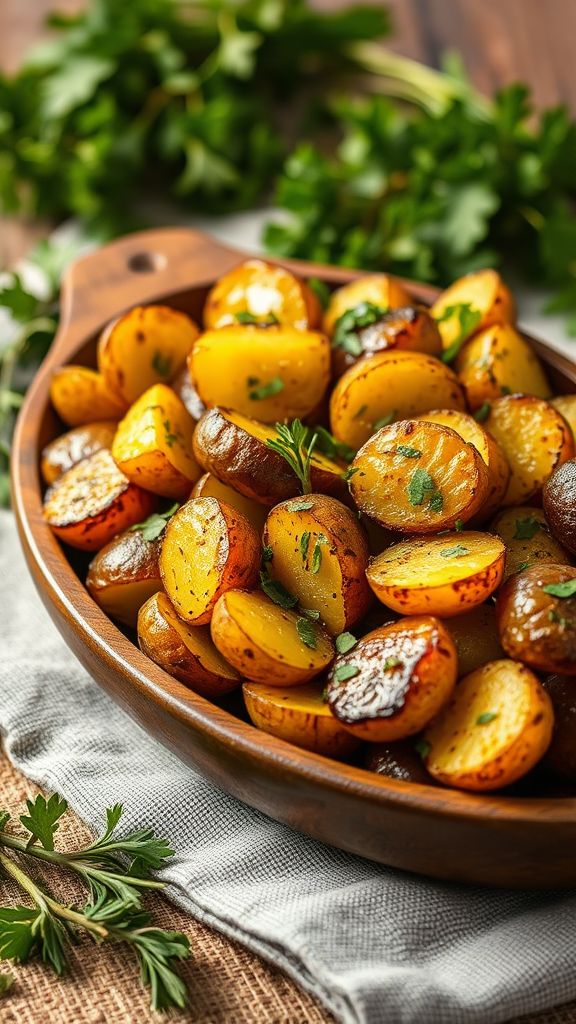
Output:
414,740,431,759
262,545,273,563
543,580,576,599
383,656,402,669
311,426,355,463
333,664,360,682
286,499,315,511
407,468,435,506
310,534,328,574
296,617,317,649
332,302,385,355
440,544,469,558
514,516,544,540
130,503,179,542
248,376,284,400
300,531,311,561
474,402,492,422
20,794,68,851
335,632,357,654
397,445,421,459
438,303,482,362
151,351,172,377
476,711,498,725
235,310,279,325
342,466,359,482
260,571,299,609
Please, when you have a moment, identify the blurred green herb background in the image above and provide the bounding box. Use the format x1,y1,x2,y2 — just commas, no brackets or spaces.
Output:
1,0,576,503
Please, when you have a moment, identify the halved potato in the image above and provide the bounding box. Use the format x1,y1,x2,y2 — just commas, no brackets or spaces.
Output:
98,305,199,405
112,383,201,500
422,659,553,791
159,497,261,625
41,421,117,485
455,324,550,410
367,532,506,617
192,408,346,506
43,449,155,551
483,395,574,506
543,460,576,556
190,325,330,423
211,589,334,686
192,473,268,534
323,274,413,336
330,351,466,450
138,591,240,697
86,528,163,627
418,408,510,521
331,305,442,379
431,269,515,352
171,366,206,422
204,259,321,330
363,741,434,784
551,395,576,441
496,563,576,675
349,420,489,532
263,494,372,635
50,366,127,427
242,681,359,758
444,604,504,676
325,616,457,741
490,506,572,581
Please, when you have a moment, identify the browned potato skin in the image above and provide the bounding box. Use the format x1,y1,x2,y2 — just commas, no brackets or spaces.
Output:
191,472,268,533
445,604,504,677
326,616,457,742
496,564,576,675
171,367,206,422
138,592,241,697
50,366,127,427
363,742,434,784
543,460,576,556
193,408,346,506
541,674,576,782
86,529,162,627
332,306,442,379
41,421,117,485
242,681,360,760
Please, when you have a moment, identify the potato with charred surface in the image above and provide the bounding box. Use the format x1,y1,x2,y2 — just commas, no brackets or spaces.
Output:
496,564,576,676
430,268,516,353
50,366,127,427
363,741,435,784
112,383,201,500
543,460,576,556
490,506,572,581
190,325,330,423
331,305,442,379
41,420,117,485
192,408,346,506
204,259,321,330
243,681,360,759
171,366,206,422
43,449,156,552
422,659,553,791
98,305,199,405
482,395,574,506
211,590,334,686
455,324,550,410
137,592,241,697
263,494,372,635
325,616,457,742
323,273,413,336
159,497,261,625
86,527,164,627
330,351,466,451
349,420,489,533
367,532,505,617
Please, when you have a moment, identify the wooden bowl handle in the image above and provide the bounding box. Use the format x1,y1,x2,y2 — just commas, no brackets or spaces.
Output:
52,227,244,364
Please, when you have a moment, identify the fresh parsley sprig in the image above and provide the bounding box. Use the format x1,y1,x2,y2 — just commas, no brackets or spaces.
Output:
266,419,318,494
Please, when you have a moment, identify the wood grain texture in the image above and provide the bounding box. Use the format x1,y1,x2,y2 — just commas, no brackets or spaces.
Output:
11,227,576,890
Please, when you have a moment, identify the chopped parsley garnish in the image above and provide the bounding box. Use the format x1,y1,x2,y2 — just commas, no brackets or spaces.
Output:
341,465,359,482
514,516,544,540
383,656,402,670
474,402,491,422
296,616,317,649
414,739,431,759
248,376,284,400
259,572,299,609
311,425,355,463
332,301,385,356
440,544,469,558
407,468,443,513
543,580,576,599
476,711,498,725
151,351,172,377
310,534,328,574
130,503,179,541
333,664,360,683
397,445,421,459
163,419,177,447
286,499,315,511
335,632,357,654
235,310,279,325
549,610,568,627
261,545,273,563
436,302,482,362
300,531,311,561
300,607,321,621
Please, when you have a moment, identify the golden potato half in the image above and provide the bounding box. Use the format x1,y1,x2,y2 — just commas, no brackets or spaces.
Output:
431,268,515,352
423,659,553,791
455,323,550,411
50,366,127,427
350,420,489,532
41,420,117,485
204,258,321,330
86,528,163,627
490,506,572,581
323,273,412,336
192,472,268,534
367,531,506,617
211,590,334,686
243,681,359,759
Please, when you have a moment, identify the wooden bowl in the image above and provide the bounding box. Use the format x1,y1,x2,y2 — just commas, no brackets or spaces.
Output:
11,228,576,888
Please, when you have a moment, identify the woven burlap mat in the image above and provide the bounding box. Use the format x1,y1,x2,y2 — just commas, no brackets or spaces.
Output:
0,749,575,1024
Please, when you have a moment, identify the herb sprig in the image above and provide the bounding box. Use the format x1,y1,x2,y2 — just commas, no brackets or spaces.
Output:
266,419,318,494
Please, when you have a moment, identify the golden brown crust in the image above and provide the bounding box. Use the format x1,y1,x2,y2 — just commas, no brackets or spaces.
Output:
242,681,359,759
41,421,117,485
496,563,576,675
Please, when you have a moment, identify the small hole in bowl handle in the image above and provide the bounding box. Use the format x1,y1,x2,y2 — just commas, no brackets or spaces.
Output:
127,251,167,273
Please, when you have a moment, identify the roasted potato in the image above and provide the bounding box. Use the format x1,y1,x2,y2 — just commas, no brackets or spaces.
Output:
138,591,240,696
192,408,345,506
543,460,576,555
211,589,334,686
541,674,576,782
242,681,359,759
331,305,442,379
191,473,268,534
490,506,572,580
171,366,206,422
431,269,516,353
263,494,372,635
98,305,199,405
349,420,489,532
418,408,510,521
496,563,576,675
86,527,163,627
323,274,413,336
551,395,576,441
422,659,553,791
483,395,574,506
367,532,505,617
43,449,155,551
204,259,321,330
326,616,457,742
41,421,117,485
189,325,330,423
50,366,127,427
444,604,504,676
455,324,550,410
112,383,201,500
330,350,466,451
159,497,261,625
363,741,434,783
